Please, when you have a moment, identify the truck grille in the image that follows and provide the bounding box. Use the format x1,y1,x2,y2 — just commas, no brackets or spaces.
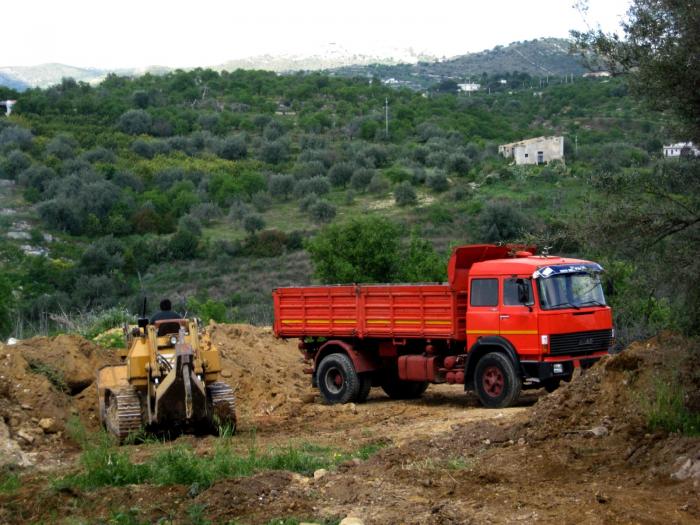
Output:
549,329,612,356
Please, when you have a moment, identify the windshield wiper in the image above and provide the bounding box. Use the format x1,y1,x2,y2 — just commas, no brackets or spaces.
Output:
577,300,605,307
547,301,580,310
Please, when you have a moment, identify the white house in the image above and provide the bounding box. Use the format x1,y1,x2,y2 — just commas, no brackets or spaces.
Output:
0,100,16,116
499,136,565,165
663,142,700,158
457,83,480,92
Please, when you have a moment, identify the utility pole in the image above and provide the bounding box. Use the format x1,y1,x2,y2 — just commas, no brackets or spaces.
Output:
384,97,389,139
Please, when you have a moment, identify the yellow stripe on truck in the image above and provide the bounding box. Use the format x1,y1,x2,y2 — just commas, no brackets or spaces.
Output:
466,329,538,335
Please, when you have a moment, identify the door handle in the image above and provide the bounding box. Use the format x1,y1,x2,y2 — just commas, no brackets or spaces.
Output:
499,315,510,319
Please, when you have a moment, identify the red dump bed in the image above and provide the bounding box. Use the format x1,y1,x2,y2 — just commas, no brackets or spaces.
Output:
273,284,467,340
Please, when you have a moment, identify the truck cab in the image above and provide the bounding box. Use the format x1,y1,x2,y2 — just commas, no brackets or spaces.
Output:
464,253,613,407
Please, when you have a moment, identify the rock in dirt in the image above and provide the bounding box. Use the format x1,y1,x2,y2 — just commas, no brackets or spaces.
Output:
339,517,364,525
313,468,328,480
671,458,700,481
0,419,32,467
38,417,59,434
588,426,609,438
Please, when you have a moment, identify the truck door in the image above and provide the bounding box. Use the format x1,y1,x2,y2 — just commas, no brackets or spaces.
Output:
466,278,500,348
499,277,539,357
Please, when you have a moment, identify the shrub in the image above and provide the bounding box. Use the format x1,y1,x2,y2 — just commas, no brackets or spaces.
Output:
293,177,330,198
478,200,531,242
350,168,374,192
308,200,336,223
368,173,390,194
243,213,265,235
118,109,152,135
299,193,319,212
1,150,31,179
426,171,449,192
0,126,33,151
81,147,116,164
328,162,355,187
293,160,326,180
46,134,77,160
259,139,289,164
394,181,417,207
215,134,247,160
268,173,295,200
251,191,272,212
306,216,402,283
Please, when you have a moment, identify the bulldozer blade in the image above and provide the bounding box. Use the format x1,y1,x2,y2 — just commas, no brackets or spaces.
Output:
154,351,207,426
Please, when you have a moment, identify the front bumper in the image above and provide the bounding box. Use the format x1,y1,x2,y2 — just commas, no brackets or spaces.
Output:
521,352,606,382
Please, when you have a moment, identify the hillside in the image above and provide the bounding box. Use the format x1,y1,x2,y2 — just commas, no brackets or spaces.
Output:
0,64,674,339
331,38,590,89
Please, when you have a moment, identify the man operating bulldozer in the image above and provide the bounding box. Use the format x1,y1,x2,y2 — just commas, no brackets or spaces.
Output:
150,299,181,323
96,297,236,441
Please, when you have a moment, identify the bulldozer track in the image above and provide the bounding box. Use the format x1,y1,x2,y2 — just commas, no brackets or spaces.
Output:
106,387,142,441
208,382,237,432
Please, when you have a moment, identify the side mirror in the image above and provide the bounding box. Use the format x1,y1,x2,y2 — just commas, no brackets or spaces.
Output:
604,279,615,297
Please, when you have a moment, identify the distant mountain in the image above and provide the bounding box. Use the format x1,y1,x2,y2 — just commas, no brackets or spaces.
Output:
0,63,107,90
0,38,589,91
215,44,437,73
330,38,589,88
0,63,174,91
0,72,28,92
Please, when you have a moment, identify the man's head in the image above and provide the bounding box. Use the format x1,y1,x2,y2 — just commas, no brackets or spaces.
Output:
160,299,172,311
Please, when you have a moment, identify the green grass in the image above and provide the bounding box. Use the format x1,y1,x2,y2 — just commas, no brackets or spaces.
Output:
57,424,387,492
26,359,69,393
0,469,21,494
646,380,700,436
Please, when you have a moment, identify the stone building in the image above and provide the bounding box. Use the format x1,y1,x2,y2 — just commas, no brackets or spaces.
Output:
499,136,564,165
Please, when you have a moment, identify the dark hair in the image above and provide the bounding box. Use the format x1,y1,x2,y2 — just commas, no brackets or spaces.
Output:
160,299,172,311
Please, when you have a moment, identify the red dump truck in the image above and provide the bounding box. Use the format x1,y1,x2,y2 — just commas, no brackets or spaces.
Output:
273,244,614,408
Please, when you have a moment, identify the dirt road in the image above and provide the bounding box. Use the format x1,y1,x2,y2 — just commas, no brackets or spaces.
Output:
0,327,698,524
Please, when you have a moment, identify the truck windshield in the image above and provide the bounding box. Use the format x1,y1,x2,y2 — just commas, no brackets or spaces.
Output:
537,272,606,310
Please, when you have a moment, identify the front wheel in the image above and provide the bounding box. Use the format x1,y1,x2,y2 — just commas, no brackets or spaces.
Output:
317,353,360,404
474,352,522,408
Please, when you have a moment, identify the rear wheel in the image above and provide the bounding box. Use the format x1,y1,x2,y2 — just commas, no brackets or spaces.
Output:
317,353,360,404
474,352,522,408
356,374,372,403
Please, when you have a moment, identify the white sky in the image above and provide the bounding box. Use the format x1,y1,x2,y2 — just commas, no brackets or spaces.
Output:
2,0,631,69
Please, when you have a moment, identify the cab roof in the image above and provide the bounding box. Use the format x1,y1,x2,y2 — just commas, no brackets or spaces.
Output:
446,244,596,291
469,256,592,276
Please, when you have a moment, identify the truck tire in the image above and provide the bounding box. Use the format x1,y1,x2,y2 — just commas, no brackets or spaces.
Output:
474,352,522,408
317,353,360,404
381,369,429,400
356,374,372,403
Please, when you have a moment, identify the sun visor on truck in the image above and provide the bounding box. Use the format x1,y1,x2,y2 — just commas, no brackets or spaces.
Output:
532,263,604,279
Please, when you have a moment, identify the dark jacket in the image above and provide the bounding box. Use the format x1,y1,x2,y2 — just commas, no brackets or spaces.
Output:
150,310,182,323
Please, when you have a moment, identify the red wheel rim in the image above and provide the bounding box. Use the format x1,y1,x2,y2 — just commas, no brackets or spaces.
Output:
482,365,505,397
324,367,344,394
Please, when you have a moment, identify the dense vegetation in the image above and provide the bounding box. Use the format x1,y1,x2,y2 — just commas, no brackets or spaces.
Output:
0,56,691,342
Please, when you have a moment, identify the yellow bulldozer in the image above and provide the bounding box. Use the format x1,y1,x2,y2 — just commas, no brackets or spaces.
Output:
96,311,236,442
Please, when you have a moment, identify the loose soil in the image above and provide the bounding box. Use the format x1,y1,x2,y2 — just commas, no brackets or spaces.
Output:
0,327,698,524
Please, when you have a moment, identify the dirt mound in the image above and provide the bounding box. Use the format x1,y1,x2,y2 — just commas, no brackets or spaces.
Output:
203,323,312,422
0,324,310,461
0,335,121,460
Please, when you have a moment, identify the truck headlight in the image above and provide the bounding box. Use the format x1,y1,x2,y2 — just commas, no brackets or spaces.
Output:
170,335,178,345
552,363,563,374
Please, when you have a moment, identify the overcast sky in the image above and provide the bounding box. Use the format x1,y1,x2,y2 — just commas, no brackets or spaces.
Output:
2,0,631,69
